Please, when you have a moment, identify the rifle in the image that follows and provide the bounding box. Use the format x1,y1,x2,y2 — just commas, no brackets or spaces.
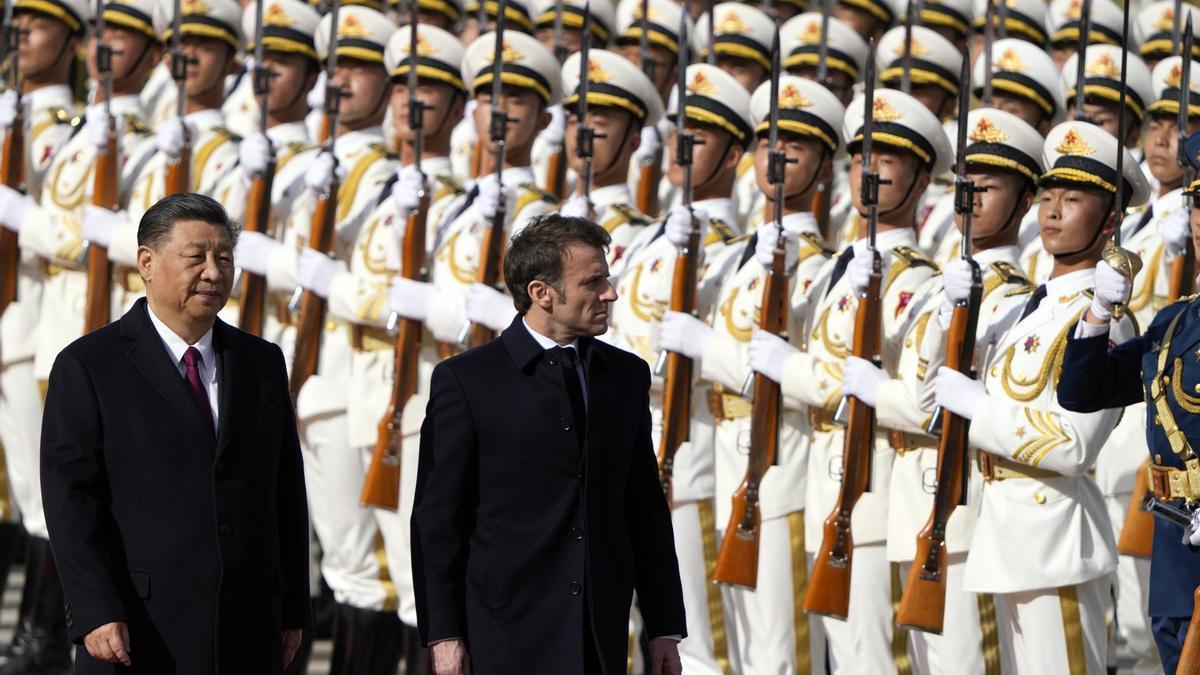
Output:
712,27,792,589
704,0,715,66
575,6,603,209
901,0,916,94
656,7,700,506
288,0,342,400
634,0,661,216
165,0,192,195
981,0,996,106
238,0,275,337
1170,17,1196,302
896,54,984,634
361,9,428,510
1178,585,1200,675
1101,0,1143,321
803,40,886,619
457,0,510,349
0,11,22,319
543,0,568,199
810,0,834,239
85,0,119,334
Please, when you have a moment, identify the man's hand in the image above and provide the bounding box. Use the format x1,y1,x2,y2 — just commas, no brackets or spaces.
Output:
648,636,682,675
84,621,131,666
282,629,302,667
1086,260,1131,325
431,638,471,675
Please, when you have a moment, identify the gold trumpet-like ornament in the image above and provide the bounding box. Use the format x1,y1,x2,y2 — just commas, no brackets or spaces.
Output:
1102,239,1143,320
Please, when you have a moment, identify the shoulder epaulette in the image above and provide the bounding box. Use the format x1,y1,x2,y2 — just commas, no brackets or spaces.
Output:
516,182,559,204
123,114,151,135
986,260,1034,296
368,142,398,160
891,245,937,271
708,217,737,244
608,203,652,228
285,142,310,156
211,127,243,144
1176,292,1199,304
434,174,465,197
798,231,834,257
49,107,81,127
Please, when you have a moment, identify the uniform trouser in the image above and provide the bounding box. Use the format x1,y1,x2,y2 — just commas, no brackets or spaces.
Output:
1150,615,1190,674
1103,493,1160,674
299,411,396,611
367,427,422,627
673,499,733,675
0,360,42,535
897,554,1000,675
994,577,1108,674
820,543,899,675
724,511,825,675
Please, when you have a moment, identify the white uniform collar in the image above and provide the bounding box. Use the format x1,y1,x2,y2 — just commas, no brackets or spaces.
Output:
972,245,1022,268
692,197,739,235
590,183,633,207
873,227,917,251
266,120,310,145
26,85,74,111
1045,267,1095,298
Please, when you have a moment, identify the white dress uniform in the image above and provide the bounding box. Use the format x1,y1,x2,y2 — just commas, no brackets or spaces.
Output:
774,88,951,675
961,121,1150,675
0,77,86,532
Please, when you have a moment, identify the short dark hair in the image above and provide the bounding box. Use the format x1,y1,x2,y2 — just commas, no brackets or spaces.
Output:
138,193,239,249
503,214,611,313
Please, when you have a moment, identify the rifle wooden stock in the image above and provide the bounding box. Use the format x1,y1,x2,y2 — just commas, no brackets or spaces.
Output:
361,191,430,510
237,169,274,336
1117,458,1154,558
0,103,23,318
545,144,567,200
288,181,337,401
84,131,119,334
658,227,701,505
465,209,506,348
1179,585,1200,674
635,148,662,217
164,146,190,196
803,264,881,619
812,178,834,242
1171,240,1196,310
469,141,483,180
896,283,981,633
712,241,789,589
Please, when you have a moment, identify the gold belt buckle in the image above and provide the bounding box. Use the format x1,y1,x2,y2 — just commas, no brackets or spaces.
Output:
1185,458,1200,499
980,453,997,482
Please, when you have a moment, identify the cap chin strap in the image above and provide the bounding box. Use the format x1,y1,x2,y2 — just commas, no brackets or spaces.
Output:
874,168,924,219
978,183,1030,243
1050,186,1120,259
692,134,737,195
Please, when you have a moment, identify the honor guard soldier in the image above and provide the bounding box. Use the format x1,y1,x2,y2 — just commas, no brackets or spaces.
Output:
0,0,89,671
781,13,868,109
748,88,951,674
249,6,403,672
555,48,664,266
603,61,754,675
410,0,461,30
391,29,559,349
0,0,161,669
1137,0,1200,70
1056,130,1200,675
885,108,1043,675
876,25,962,122
1024,45,1154,283
833,0,904,41
969,0,1048,49
914,0,974,52
460,0,533,50
296,22,466,672
931,120,1148,674
659,74,845,675
1047,0,1127,72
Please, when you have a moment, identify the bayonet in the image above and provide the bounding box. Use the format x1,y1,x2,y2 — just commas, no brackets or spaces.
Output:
576,3,603,205
1072,0,1092,122
902,0,916,94
637,0,655,81
816,0,831,88
552,0,565,62
981,0,996,105
705,0,715,66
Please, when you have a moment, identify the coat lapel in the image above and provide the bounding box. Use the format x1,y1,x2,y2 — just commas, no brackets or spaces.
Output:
122,300,213,442
214,321,242,457
581,338,607,464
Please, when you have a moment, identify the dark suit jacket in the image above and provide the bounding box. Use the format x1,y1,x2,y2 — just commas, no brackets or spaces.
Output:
41,298,311,674
1058,299,1200,618
411,316,686,674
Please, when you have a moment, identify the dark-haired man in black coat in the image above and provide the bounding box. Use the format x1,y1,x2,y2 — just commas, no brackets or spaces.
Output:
411,214,687,675
41,194,311,674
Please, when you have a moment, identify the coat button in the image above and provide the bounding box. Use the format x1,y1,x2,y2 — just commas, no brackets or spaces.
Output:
548,356,558,366
215,461,226,473
222,586,232,599
561,417,572,431
220,524,232,536
569,581,582,595
571,527,584,541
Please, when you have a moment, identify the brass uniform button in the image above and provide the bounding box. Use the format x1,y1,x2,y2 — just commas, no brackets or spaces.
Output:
1033,491,1046,505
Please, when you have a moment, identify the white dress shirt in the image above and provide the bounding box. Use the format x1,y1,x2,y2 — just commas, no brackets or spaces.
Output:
523,318,588,409
147,304,220,428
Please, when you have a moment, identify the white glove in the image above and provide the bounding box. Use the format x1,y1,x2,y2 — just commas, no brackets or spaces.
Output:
842,355,886,407
465,283,517,332
0,185,31,233
559,194,591,219
848,240,893,296
1184,510,1200,546
388,276,436,322
938,258,976,328
1162,207,1191,257
460,100,479,145
755,224,799,270
0,90,19,129
748,329,797,384
475,174,516,221
239,132,273,183
664,205,709,248
155,117,191,159
392,165,431,217
307,71,326,110
631,125,661,167
304,151,346,195
296,248,344,298
537,104,566,147
933,366,987,421
82,206,128,248
234,230,282,277
85,105,123,150
659,310,714,361
1090,260,1132,323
